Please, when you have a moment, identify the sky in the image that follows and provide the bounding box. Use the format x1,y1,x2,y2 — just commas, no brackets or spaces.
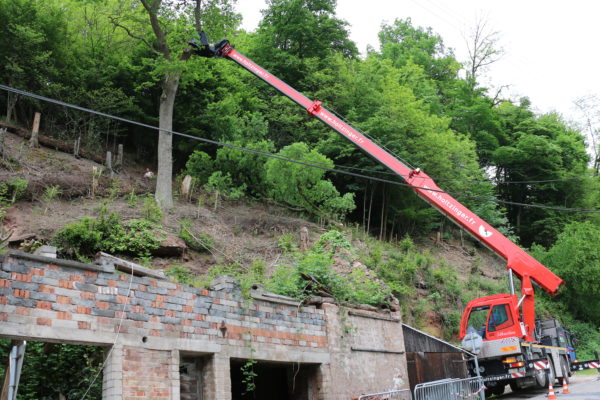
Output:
234,0,600,123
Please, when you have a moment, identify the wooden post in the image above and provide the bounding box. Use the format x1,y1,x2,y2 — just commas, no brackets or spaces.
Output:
0,128,6,159
106,151,113,178
181,175,193,201
300,226,309,252
74,136,80,158
29,112,41,148
116,144,123,169
91,166,99,198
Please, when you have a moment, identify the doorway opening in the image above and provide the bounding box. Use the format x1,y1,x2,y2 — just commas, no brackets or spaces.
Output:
230,359,319,400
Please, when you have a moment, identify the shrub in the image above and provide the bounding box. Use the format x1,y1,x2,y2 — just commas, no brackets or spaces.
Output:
52,211,162,261
142,195,163,223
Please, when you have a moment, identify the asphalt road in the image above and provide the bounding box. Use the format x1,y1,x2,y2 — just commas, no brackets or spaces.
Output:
495,374,600,400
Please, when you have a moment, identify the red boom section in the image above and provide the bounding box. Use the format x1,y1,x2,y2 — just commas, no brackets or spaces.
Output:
223,46,564,296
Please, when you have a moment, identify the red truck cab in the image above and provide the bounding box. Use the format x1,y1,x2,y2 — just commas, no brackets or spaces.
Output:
460,294,524,341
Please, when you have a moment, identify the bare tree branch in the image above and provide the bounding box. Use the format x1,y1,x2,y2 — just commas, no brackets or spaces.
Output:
109,16,160,54
464,16,504,87
140,0,171,60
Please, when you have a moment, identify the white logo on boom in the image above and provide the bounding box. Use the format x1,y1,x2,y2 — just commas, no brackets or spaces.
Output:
479,225,493,238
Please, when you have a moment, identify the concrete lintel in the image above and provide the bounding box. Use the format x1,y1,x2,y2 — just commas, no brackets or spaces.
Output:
95,252,165,279
225,344,329,364
0,323,220,353
348,309,400,322
6,250,114,273
250,290,301,307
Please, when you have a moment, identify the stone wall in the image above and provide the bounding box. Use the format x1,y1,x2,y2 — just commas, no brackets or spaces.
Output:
0,251,408,399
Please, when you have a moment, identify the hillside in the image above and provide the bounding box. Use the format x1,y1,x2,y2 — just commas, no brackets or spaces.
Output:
0,129,507,340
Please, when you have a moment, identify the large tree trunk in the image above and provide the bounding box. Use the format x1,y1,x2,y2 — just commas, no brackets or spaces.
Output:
155,73,180,209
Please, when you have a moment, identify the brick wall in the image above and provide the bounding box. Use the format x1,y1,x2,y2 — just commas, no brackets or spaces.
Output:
0,251,327,353
0,251,409,400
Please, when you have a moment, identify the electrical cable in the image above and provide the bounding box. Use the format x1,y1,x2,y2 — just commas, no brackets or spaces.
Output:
80,260,135,400
1,84,587,185
1,84,599,214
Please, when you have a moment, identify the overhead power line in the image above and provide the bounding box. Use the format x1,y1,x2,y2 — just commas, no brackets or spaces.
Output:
1,84,599,214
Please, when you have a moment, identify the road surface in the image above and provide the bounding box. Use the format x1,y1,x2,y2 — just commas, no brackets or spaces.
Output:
496,373,600,399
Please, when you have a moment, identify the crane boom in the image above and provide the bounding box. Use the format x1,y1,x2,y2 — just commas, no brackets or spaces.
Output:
190,37,564,340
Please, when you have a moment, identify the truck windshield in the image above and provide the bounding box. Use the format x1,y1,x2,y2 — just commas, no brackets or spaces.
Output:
467,306,490,337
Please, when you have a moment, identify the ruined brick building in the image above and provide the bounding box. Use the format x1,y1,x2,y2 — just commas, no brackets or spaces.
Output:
0,250,409,399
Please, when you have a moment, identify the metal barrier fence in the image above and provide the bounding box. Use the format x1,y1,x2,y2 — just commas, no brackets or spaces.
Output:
357,389,413,400
413,377,485,400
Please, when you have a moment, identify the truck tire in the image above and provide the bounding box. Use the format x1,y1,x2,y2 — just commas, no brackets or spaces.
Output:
509,380,524,392
559,358,570,384
546,358,555,386
485,383,505,397
533,365,548,389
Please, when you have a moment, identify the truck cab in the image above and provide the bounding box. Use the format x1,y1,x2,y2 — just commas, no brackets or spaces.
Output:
460,294,523,342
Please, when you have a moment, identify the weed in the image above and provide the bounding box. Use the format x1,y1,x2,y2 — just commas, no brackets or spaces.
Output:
41,185,61,214
142,195,163,223
126,188,137,207
277,233,298,253
166,265,193,285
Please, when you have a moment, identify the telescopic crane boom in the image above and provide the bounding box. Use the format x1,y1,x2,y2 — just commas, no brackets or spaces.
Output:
190,35,564,342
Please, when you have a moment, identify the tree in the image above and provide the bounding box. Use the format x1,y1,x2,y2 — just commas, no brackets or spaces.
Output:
534,221,600,325
574,95,600,175
112,0,239,208
252,0,357,88
265,142,355,220
0,0,67,122
493,103,590,246
464,16,504,88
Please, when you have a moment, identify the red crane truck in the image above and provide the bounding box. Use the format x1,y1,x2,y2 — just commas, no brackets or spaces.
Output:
190,34,600,397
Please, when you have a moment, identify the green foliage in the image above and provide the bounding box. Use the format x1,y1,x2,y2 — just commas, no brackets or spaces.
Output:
0,178,28,205
52,211,161,261
313,230,352,253
165,264,193,285
265,143,355,220
205,171,246,199
277,233,298,253
533,221,600,325
493,105,590,246
240,356,257,394
266,231,390,306
369,236,431,302
185,151,214,186
142,195,163,223
252,0,357,87
0,340,103,400
41,184,62,215
179,219,214,253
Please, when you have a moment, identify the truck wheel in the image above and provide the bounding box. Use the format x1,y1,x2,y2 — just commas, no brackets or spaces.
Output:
491,384,505,396
485,384,505,397
533,365,548,389
559,358,570,384
546,358,556,386
509,380,524,392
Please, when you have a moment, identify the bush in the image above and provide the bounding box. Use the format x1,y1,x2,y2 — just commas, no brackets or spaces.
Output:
0,178,29,205
52,211,162,261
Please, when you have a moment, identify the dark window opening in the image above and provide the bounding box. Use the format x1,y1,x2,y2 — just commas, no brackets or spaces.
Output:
180,355,211,400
